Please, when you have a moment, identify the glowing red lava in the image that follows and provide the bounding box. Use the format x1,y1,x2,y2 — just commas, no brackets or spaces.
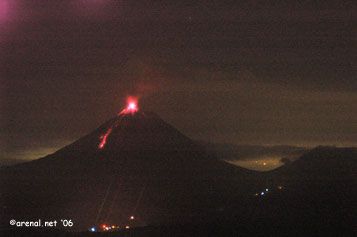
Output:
120,97,139,115
98,128,112,149
98,97,139,150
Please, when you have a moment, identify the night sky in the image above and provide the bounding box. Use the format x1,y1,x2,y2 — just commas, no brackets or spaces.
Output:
1,0,356,161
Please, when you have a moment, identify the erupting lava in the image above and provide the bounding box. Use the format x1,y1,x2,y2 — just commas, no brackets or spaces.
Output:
98,97,139,150
120,97,139,115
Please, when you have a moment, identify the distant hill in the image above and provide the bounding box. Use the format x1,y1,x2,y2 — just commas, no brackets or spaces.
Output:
0,158,27,167
272,146,357,178
198,142,308,171
254,146,357,231
199,142,307,161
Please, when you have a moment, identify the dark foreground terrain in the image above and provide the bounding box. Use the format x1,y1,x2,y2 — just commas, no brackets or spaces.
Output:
1,219,355,237
1,146,356,236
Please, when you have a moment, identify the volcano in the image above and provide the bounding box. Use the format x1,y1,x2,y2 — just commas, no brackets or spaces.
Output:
0,107,257,231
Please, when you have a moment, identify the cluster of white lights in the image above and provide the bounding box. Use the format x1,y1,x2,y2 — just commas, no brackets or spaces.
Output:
254,186,283,197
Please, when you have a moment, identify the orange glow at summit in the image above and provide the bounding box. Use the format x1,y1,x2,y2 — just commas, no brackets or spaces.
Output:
120,97,139,115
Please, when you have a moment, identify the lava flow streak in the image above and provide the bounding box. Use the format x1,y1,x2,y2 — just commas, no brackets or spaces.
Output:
99,97,139,149
98,128,112,149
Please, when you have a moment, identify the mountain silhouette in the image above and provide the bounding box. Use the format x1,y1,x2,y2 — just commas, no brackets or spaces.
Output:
0,111,258,231
271,146,357,179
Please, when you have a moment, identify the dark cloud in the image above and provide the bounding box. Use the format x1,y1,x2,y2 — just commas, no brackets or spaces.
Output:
1,0,356,160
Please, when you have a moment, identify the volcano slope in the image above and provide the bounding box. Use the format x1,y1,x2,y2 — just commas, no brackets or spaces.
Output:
0,112,261,231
